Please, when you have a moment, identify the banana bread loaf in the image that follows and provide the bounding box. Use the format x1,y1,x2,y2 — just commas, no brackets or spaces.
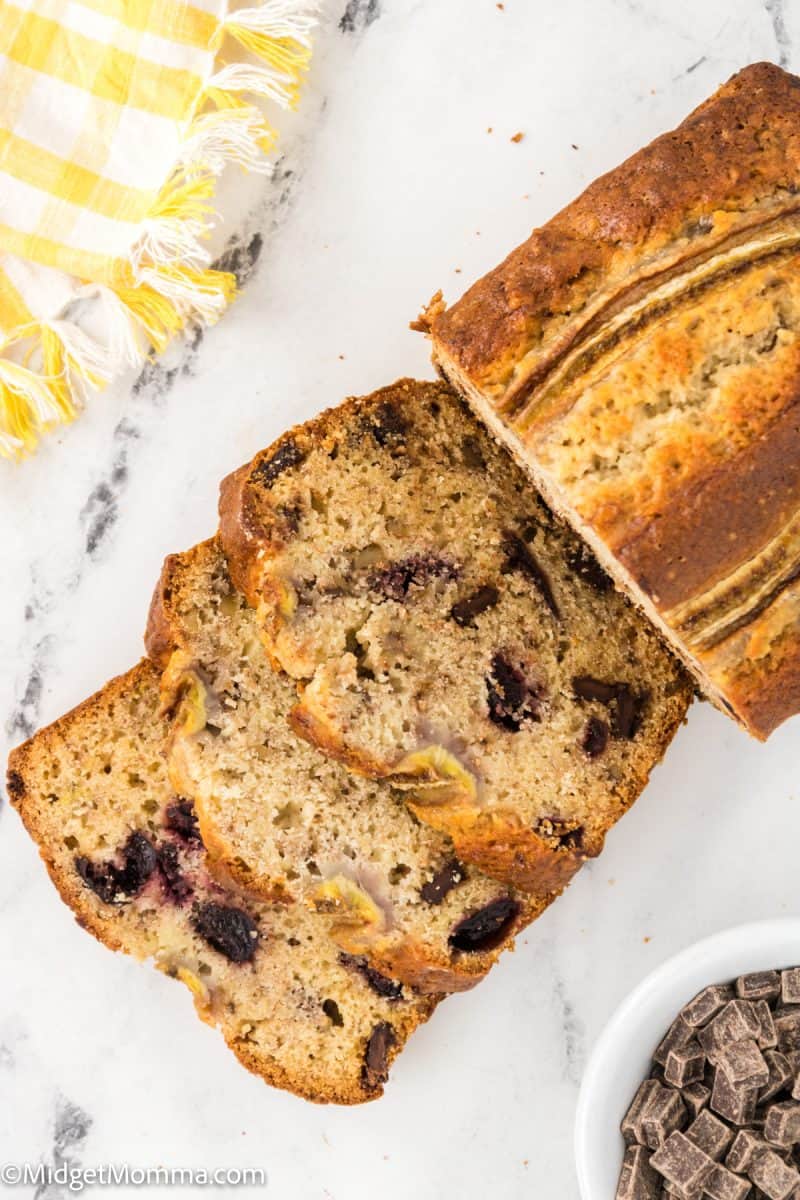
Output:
146,538,542,994
218,379,692,893
426,62,800,740
7,663,438,1104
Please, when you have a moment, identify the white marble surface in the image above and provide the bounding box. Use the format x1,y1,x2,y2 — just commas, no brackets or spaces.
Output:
2,2,799,1197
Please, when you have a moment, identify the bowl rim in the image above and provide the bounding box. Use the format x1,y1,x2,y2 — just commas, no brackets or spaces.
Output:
574,917,800,1200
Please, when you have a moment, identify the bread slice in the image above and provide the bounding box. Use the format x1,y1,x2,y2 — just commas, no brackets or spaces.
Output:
426,62,800,740
219,379,692,894
6,663,438,1104
145,538,543,994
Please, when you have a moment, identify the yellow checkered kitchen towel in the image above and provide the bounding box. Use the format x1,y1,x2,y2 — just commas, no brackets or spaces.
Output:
0,0,315,458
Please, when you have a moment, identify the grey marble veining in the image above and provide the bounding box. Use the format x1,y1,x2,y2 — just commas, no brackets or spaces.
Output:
1,3,799,1198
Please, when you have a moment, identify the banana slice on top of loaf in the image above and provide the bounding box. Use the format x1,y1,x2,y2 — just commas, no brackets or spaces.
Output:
7,662,437,1104
146,538,543,994
219,379,693,894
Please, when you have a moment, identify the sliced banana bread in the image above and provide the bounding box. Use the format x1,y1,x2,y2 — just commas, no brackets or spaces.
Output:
146,538,541,994
219,379,692,893
6,663,438,1104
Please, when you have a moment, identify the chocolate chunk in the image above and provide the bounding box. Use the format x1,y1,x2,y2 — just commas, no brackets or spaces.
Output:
781,969,800,1006
485,653,543,732
572,677,648,739
704,1163,752,1200
449,896,520,953
622,1079,662,1146
420,859,465,905
760,1051,794,1104
156,842,192,903
650,1131,715,1191
450,585,500,627
251,437,305,486
717,1041,770,1089
764,1101,800,1148
683,1081,712,1118
368,402,407,447
573,675,619,704
615,1145,662,1199
755,1001,778,1051
501,531,559,617
737,972,781,1004
533,815,585,851
361,1022,396,1091
75,831,157,904
338,953,404,1001
370,553,459,602
700,1003,763,1060
686,1110,734,1160
665,1041,706,1088
726,1130,766,1173
566,543,613,593
322,998,344,1027
655,1014,696,1066
748,1147,800,1199
773,1010,800,1054
683,984,735,1029
581,715,610,758
642,1088,689,1150
6,769,25,799
164,799,201,842
712,1068,759,1126
612,684,648,740
114,832,158,895
191,902,258,963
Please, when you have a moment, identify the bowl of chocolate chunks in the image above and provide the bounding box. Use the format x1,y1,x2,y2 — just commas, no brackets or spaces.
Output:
575,919,800,1200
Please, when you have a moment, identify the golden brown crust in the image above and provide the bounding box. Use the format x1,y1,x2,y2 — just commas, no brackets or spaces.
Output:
432,64,800,399
429,63,800,738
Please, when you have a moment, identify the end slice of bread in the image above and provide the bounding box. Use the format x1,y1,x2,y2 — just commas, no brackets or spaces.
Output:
218,379,693,894
7,663,438,1104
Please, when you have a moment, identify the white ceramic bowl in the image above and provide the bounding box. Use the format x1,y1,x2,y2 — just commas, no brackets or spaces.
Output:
575,918,800,1200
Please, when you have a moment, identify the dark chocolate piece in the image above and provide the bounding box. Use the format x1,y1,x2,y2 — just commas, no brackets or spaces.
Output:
759,1051,793,1104
712,1069,759,1126
704,1163,753,1200
362,1022,397,1090
763,1101,800,1148
622,1079,662,1146
654,1014,696,1066
717,1041,770,1089
650,1131,715,1191
781,969,800,1007
748,1146,800,1199
642,1088,689,1150
450,585,499,627
420,859,466,905
448,896,520,952
683,985,735,1029
686,1109,734,1160
665,1041,706,1089
737,972,781,1004
501,531,559,617
615,1145,662,1200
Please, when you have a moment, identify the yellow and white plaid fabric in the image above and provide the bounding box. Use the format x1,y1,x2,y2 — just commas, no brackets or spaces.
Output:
0,0,315,457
